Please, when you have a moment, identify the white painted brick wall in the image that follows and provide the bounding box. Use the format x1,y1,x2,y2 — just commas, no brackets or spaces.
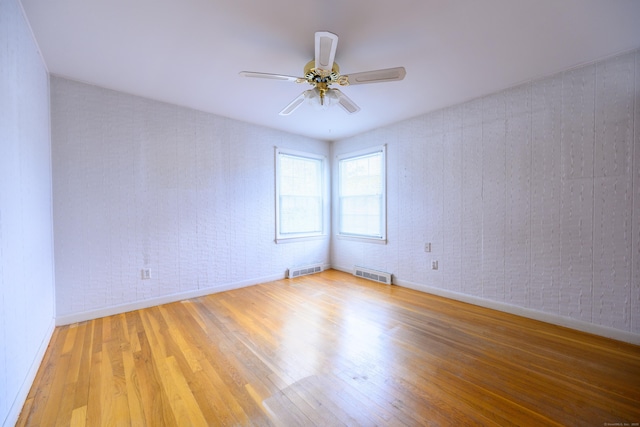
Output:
51,77,330,319
332,49,640,335
633,52,640,333
0,0,56,424
481,91,506,302
461,101,483,299
592,53,635,330
505,84,532,308
441,106,464,293
560,63,597,324
530,74,563,315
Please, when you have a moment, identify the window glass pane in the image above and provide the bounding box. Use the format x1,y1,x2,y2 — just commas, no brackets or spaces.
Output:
339,195,382,237
338,149,385,239
276,150,324,240
279,196,322,234
280,155,321,196
340,153,382,196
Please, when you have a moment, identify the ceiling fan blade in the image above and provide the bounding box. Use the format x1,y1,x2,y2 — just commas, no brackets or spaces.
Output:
239,71,302,83
279,91,309,115
345,67,406,85
315,31,338,72
332,89,360,114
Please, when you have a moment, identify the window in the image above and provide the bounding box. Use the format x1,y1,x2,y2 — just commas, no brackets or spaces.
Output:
275,148,325,242
337,146,386,241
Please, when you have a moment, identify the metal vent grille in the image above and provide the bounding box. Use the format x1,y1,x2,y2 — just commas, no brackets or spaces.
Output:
287,264,323,279
353,266,392,284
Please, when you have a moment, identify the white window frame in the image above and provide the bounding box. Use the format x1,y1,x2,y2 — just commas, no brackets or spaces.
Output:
275,147,326,243
337,145,387,243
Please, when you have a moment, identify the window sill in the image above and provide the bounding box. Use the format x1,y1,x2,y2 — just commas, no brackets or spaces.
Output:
275,235,327,244
336,234,387,245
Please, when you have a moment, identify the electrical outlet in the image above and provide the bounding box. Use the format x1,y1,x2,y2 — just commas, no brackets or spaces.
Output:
141,268,151,280
431,260,438,270
424,242,431,252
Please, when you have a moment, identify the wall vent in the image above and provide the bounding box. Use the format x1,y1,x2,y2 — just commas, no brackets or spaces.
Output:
353,266,392,285
287,263,323,279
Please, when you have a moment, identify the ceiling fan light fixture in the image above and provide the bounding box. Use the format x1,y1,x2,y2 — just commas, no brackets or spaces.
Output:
307,87,336,110
325,88,340,102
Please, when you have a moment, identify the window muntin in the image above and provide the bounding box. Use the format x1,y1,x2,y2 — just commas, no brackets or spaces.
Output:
275,149,325,241
338,146,386,241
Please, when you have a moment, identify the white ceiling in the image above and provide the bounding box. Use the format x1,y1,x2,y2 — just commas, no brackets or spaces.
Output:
20,0,640,141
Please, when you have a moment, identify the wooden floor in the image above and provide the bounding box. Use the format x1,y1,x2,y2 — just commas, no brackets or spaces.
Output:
18,270,640,426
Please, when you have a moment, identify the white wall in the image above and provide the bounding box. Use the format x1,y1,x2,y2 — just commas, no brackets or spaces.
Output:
332,49,640,343
0,0,56,425
51,77,330,323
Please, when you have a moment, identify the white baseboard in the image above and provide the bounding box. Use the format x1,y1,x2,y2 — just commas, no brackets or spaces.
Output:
4,317,56,427
55,272,285,326
332,265,640,345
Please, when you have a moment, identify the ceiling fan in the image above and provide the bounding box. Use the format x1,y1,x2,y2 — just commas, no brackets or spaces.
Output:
239,31,406,115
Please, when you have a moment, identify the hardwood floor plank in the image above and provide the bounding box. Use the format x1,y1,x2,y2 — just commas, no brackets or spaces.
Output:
71,321,94,411
17,270,640,426
85,346,102,427
262,389,314,427
37,352,70,424
15,397,34,427
121,337,145,425
163,302,259,425
133,328,178,426
21,328,62,426
61,323,78,354
163,355,209,427
98,341,117,426
69,405,86,427
164,303,251,425
49,324,87,427
186,301,274,425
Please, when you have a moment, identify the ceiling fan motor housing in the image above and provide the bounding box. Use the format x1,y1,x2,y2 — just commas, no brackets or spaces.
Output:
303,60,346,86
